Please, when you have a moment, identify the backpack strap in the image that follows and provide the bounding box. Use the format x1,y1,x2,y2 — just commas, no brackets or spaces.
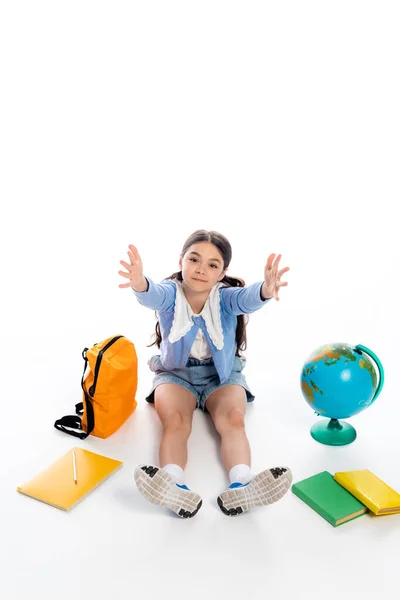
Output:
53,415,87,438
54,347,95,439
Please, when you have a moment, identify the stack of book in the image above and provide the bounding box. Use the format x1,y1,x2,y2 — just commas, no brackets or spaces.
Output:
292,470,400,527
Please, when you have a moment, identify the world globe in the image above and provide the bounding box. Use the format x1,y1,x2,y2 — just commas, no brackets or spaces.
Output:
300,343,384,445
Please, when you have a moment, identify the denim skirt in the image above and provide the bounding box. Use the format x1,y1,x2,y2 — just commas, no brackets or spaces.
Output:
145,354,255,412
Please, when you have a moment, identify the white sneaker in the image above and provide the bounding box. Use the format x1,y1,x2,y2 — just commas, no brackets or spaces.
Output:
217,466,293,516
134,465,203,519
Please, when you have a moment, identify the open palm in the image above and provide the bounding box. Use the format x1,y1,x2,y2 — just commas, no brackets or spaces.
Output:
263,253,290,301
118,245,145,289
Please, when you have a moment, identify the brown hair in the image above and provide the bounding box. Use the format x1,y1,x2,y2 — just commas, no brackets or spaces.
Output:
148,230,248,357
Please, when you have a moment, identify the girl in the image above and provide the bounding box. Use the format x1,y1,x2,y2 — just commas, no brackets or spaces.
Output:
118,230,292,518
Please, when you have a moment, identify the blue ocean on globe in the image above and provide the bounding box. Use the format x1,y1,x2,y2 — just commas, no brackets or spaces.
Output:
301,343,379,419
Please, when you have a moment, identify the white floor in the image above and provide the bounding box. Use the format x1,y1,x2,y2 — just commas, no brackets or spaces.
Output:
2,330,399,600
2,2,400,599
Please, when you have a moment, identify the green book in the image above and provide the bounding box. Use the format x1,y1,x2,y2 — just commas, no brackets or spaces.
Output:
292,471,368,527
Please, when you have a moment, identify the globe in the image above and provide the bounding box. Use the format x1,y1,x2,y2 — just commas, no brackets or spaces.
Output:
300,343,384,445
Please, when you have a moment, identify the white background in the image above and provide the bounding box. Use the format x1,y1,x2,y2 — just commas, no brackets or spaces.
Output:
1,2,399,599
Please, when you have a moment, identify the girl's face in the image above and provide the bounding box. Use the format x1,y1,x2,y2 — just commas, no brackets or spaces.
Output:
179,242,228,291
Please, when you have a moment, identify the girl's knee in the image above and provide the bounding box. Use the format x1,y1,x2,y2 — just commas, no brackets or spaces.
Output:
162,412,192,437
215,407,245,434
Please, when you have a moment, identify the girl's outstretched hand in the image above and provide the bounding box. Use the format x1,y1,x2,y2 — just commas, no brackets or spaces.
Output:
262,254,290,301
118,244,147,290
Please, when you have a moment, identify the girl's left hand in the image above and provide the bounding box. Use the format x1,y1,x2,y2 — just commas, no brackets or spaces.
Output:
263,254,290,301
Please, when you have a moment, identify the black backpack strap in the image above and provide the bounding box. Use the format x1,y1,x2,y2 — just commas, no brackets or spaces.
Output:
53,415,88,439
54,347,95,439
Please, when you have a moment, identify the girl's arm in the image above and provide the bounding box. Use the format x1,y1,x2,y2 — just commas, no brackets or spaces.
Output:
220,282,271,315
131,276,176,312
221,253,289,315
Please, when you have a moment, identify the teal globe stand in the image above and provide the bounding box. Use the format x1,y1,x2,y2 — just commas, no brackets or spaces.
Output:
310,418,357,446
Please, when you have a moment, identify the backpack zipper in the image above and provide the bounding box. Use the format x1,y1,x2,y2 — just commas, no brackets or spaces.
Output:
88,335,124,397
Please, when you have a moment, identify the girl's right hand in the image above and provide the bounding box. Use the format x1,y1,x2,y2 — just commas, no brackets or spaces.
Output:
118,244,147,290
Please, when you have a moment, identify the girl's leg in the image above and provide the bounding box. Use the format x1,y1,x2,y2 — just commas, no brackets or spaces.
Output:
205,384,250,471
205,384,292,516
134,383,202,519
154,383,197,469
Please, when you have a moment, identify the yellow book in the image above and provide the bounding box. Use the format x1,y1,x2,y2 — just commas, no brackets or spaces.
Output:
17,447,123,511
334,470,400,516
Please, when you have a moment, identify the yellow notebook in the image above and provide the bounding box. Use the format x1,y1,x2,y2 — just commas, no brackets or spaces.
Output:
17,448,123,511
334,470,400,516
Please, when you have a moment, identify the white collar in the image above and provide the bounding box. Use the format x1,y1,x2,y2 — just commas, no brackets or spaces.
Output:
168,280,225,350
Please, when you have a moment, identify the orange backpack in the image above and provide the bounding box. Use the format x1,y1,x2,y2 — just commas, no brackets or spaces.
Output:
54,335,138,439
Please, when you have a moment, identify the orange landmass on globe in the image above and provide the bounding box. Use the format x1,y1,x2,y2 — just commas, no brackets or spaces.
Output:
302,380,314,403
311,347,341,363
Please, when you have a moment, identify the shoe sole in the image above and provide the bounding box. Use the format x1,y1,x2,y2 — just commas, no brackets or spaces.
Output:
134,465,203,519
217,467,293,516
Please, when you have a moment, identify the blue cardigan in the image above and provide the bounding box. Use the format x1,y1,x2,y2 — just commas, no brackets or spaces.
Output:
131,276,271,384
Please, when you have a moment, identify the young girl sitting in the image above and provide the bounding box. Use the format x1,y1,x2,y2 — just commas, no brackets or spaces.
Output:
118,229,292,518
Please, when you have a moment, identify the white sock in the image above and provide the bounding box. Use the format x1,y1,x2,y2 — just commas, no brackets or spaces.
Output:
162,463,184,485
229,464,253,485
